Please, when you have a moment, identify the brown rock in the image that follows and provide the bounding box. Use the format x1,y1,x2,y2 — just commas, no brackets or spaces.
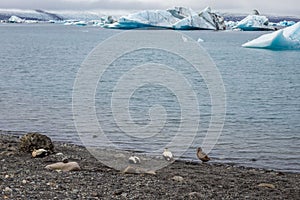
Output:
19,133,54,153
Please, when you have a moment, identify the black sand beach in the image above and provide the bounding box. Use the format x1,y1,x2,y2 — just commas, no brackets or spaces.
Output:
1,133,299,199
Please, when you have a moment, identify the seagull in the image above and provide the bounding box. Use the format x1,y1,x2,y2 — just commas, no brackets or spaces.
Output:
128,155,141,164
163,148,173,161
196,147,210,162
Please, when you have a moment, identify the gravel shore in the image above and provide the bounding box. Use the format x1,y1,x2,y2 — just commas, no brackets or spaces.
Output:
1,133,299,199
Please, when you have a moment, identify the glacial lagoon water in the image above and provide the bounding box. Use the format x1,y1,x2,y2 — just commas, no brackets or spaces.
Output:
0,24,299,172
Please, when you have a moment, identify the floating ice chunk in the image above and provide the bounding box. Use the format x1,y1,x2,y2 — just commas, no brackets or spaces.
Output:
8,15,24,23
116,10,177,29
234,14,274,31
242,22,300,50
74,21,87,26
197,38,204,42
277,20,296,27
181,35,188,42
104,6,225,30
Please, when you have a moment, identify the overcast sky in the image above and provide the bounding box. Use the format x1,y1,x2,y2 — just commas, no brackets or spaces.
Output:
0,0,299,16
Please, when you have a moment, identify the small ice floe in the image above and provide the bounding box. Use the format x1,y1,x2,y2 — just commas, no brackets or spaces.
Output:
32,149,49,158
163,148,173,161
196,147,210,162
197,38,204,43
45,161,80,172
182,35,188,42
128,155,141,164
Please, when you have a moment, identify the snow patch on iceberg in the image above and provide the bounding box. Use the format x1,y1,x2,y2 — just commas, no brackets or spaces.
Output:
242,22,300,50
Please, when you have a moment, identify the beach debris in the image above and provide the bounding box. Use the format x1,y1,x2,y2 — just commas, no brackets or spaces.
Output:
19,133,54,153
163,148,173,161
32,148,49,158
122,166,156,175
45,161,81,172
128,155,141,164
196,147,210,162
172,176,184,182
258,183,276,189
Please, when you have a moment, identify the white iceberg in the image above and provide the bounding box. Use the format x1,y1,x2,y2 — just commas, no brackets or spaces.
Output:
104,6,225,30
242,22,300,50
234,14,274,31
8,15,24,23
277,20,296,27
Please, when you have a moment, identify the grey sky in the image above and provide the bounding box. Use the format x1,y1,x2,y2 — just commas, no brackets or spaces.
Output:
0,0,299,16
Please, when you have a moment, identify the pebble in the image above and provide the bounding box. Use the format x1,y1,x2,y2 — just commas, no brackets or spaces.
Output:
4,187,12,193
114,189,124,195
22,179,27,184
189,192,202,198
72,189,79,194
172,176,184,182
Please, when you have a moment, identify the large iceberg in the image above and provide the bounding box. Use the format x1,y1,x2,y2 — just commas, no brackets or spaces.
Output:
103,6,225,30
233,11,274,31
242,22,300,50
8,15,24,23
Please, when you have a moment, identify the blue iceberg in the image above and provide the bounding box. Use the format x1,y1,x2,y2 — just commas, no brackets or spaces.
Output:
103,7,225,30
242,22,300,50
234,14,274,31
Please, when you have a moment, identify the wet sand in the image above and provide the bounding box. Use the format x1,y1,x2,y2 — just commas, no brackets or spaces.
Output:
1,133,299,199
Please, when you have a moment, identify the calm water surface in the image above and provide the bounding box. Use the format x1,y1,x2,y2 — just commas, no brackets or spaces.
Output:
0,24,299,172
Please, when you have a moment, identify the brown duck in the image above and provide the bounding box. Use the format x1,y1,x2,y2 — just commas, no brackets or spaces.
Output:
197,147,210,162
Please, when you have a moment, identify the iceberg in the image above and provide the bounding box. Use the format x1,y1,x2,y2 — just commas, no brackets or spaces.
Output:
8,15,24,23
277,20,296,27
103,6,225,30
234,12,274,31
242,22,300,50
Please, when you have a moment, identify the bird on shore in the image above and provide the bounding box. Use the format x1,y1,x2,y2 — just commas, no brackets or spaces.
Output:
163,148,173,161
196,147,210,162
128,155,141,164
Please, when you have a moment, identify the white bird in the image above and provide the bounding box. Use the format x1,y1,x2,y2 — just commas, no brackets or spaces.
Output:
128,155,141,164
162,148,173,161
